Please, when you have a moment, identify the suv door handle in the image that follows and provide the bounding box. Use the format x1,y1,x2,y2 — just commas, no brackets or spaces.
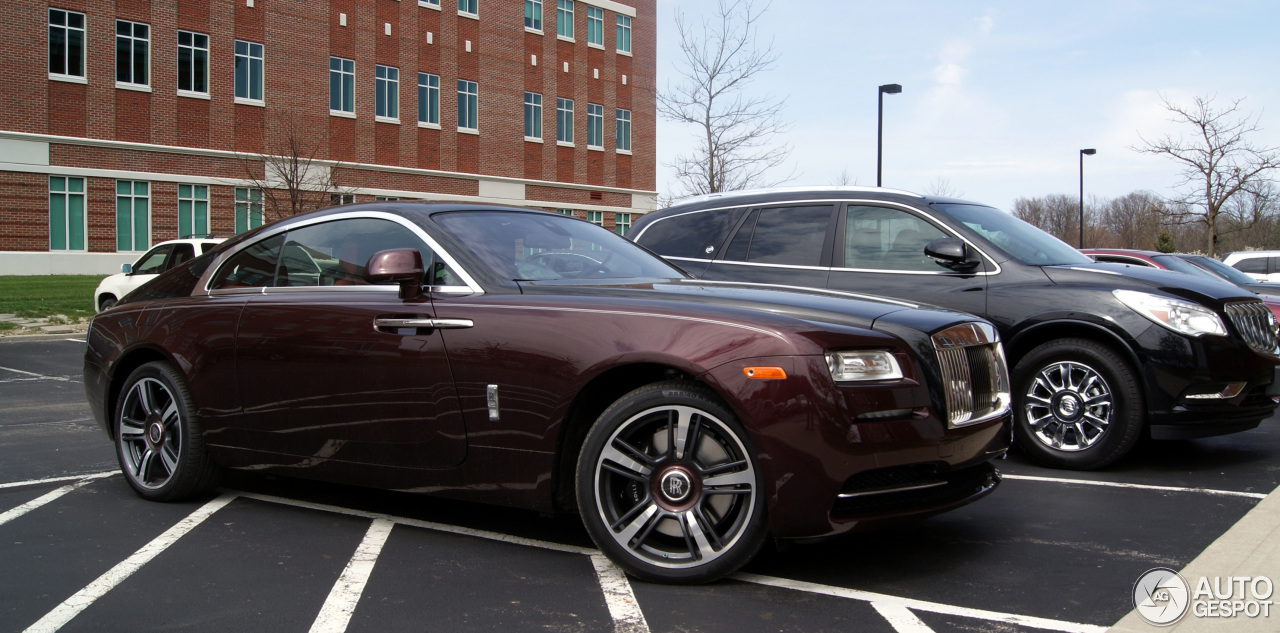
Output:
374,317,474,330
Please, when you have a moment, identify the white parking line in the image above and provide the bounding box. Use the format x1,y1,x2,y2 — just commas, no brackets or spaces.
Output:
1003,474,1268,499
0,365,77,383
589,554,651,633
309,518,395,633
23,493,237,633
0,473,115,526
734,573,1108,633
872,603,936,633
0,471,116,490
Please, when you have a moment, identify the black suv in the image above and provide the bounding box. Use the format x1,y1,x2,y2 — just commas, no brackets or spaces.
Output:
630,187,1280,469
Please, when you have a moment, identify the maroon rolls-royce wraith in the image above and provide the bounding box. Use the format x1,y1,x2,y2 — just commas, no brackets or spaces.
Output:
84,203,1011,583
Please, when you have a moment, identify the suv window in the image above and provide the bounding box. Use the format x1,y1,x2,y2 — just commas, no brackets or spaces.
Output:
843,205,948,271
1233,257,1267,274
634,207,747,260
726,205,833,266
168,243,196,268
132,246,171,275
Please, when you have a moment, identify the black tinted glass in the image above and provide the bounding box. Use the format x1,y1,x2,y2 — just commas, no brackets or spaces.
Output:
276,218,436,287
211,234,284,289
723,210,758,261
132,246,171,275
1234,257,1267,274
937,204,1092,266
129,254,216,304
744,206,832,266
634,207,747,259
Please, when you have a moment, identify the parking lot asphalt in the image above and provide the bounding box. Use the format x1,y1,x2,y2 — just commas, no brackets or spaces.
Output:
2,336,1277,632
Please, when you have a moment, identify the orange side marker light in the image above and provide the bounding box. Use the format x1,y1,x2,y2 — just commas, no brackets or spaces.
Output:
743,366,787,380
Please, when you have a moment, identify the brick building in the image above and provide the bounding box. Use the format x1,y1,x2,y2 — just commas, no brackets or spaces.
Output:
0,0,656,274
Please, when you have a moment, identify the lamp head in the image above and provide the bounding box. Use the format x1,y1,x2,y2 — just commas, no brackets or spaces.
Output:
879,84,903,94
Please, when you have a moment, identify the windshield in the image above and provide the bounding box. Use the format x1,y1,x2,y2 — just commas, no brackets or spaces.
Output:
1150,255,1218,279
436,211,686,281
934,204,1093,266
1182,254,1259,285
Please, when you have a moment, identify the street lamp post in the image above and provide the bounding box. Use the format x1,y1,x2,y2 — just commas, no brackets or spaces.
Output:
877,84,902,187
1079,148,1096,248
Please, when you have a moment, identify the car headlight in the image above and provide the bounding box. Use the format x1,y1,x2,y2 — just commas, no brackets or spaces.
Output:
826,350,903,381
1113,289,1227,337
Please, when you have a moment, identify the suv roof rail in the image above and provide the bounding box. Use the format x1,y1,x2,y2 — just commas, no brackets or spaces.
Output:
671,185,926,208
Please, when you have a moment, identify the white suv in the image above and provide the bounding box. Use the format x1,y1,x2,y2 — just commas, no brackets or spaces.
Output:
94,237,224,312
1222,251,1280,283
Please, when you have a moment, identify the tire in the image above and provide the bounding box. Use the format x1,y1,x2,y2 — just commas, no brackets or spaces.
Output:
99,296,117,311
114,361,221,501
1012,338,1144,470
576,381,768,584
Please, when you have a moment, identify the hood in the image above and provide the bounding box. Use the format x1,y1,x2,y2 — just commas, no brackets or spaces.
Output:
1042,262,1259,306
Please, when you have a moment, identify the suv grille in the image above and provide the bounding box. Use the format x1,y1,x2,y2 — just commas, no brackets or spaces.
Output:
932,322,1011,427
1225,301,1279,355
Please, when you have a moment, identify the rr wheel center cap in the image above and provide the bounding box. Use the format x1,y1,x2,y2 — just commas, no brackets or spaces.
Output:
652,465,700,511
146,420,165,449
661,471,692,502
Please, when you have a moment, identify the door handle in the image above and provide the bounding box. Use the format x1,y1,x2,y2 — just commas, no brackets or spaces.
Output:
374,317,474,330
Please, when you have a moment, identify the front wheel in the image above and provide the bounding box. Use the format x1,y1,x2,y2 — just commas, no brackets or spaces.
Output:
576,381,768,583
1012,339,1144,470
114,361,221,501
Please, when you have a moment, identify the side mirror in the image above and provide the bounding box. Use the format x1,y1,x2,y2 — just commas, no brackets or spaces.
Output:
925,237,980,271
365,249,424,299
121,263,132,274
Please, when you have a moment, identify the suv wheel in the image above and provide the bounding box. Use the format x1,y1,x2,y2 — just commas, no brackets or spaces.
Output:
1012,338,1143,470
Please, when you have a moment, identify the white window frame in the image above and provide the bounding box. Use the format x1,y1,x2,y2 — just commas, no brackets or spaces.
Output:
557,208,575,217
419,0,441,8
177,31,209,97
587,210,603,226
376,64,400,123
418,72,440,127
115,20,151,90
458,0,478,19
586,6,604,48
556,97,574,145
616,14,632,54
234,40,264,104
49,9,86,82
525,0,543,32
524,92,542,141
615,212,632,236
330,56,355,116
235,188,264,233
457,79,478,132
48,176,87,252
556,0,574,40
115,180,151,253
586,102,604,150
615,108,632,153
177,184,209,238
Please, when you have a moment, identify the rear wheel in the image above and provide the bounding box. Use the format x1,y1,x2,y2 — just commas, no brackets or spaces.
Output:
114,361,220,501
576,381,767,583
98,295,117,311
1013,339,1143,470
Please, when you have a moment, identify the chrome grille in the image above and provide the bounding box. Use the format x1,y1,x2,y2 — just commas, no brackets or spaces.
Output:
1225,301,1279,355
931,322,1011,427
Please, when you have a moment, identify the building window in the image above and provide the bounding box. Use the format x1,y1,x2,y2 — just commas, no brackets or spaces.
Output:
587,211,603,225
587,6,603,46
557,209,575,217
420,0,440,7
330,57,354,114
458,0,477,17
615,212,632,236
616,15,632,53
48,176,85,251
116,20,150,86
235,188,264,233
116,181,150,252
457,79,478,131
587,103,603,149
177,31,209,94
616,108,631,151
376,65,399,121
374,196,399,201
556,0,574,39
178,185,209,238
331,194,355,205
418,72,440,125
525,0,542,30
234,40,264,102
49,9,85,79
556,97,573,143
524,92,542,139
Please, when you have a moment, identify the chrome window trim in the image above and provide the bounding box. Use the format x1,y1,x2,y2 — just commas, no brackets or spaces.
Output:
200,210,485,295
1092,255,1155,267
637,198,1003,277
679,278,920,308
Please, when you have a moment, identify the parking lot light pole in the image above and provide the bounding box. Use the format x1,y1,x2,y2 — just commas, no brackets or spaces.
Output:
877,84,902,187
1079,148,1096,248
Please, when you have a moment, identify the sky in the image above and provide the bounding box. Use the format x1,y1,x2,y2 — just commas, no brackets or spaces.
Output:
653,1,1280,212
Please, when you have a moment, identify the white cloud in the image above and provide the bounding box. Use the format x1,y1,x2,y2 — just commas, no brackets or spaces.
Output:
932,40,972,86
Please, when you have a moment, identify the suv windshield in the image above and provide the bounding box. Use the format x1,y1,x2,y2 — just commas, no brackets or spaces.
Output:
1183,254,1260,285
935,204,1093,266
437,211,686,281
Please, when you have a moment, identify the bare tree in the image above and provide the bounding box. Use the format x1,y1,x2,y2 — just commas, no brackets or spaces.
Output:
1012,194,1081,244
1136,95,1280,256
832,169,858,186
1099,191,1165,249
924,177,963,198
659,0,792,197
240,111,354,222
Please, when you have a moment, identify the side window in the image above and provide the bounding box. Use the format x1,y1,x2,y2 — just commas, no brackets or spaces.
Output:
210,234,284,289
1269,257,1280,274
200,242,219,254
634,207,748,259
271,218,459,288
741,205,833,266
132,246,171,275
1233,257,1267,274
843,205,949,271
167,244,196,268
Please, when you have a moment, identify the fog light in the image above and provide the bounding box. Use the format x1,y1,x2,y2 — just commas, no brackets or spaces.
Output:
1184,382,1246,400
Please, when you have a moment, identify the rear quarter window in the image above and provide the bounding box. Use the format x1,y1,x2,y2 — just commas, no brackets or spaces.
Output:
1233,257,1267,274
634,208,747,259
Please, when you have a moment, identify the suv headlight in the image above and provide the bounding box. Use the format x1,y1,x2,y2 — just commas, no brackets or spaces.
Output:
1113,289,1227,337
826,350,903,381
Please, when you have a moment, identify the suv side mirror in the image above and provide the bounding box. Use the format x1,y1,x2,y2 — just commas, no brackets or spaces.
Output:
121,263,132,274
925,237,980,271
365,249,424,299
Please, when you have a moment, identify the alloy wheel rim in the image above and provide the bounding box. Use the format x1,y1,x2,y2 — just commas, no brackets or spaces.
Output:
118,377,182,490
593,405,757,569
1023,361,1113,452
